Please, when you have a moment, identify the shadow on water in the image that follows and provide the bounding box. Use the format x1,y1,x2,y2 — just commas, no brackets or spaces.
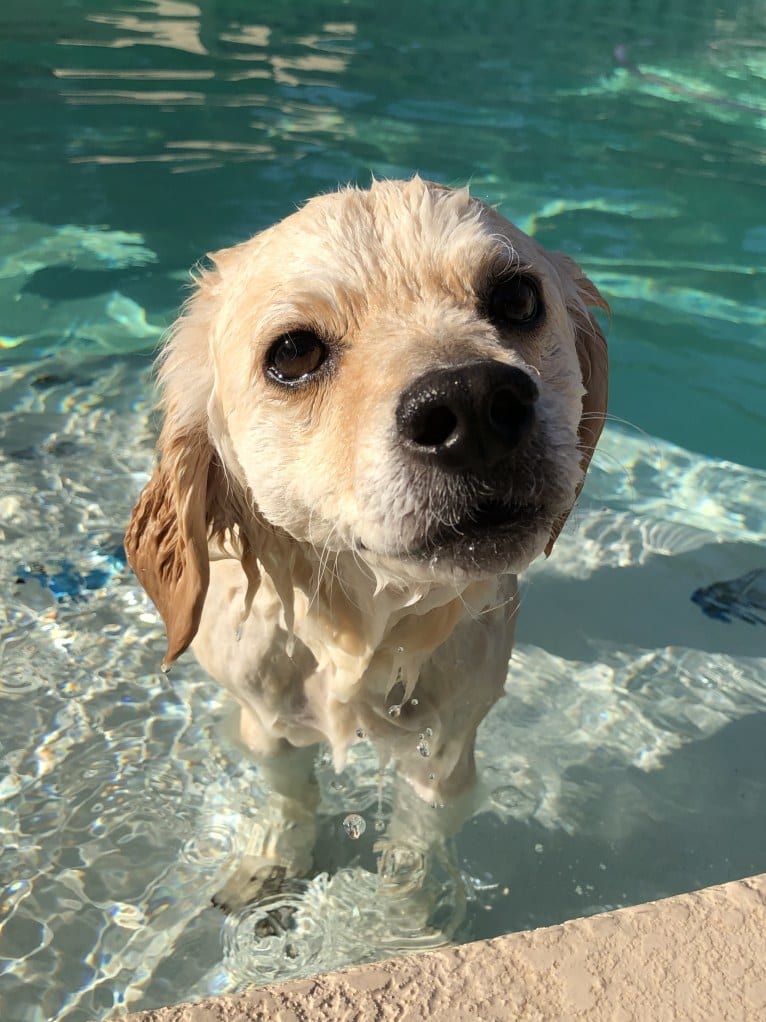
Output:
522,539,766,662
462,710,766,940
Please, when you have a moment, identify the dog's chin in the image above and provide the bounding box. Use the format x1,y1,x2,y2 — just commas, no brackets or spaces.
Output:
415,502,553,577
361,502,555,584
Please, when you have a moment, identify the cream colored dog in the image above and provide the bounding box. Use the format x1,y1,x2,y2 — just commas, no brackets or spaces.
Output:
126,177,607,909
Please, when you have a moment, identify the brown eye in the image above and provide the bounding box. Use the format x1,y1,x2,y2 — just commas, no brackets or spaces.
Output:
487,275,542,329
266,330,327,383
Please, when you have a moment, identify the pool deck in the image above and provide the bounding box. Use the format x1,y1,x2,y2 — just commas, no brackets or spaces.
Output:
123,872,766,1021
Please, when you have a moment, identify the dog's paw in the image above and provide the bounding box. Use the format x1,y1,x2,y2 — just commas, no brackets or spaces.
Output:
374,838,429,895
212,859,293,914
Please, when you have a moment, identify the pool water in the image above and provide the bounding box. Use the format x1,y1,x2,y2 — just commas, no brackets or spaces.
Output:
1,2,765,1019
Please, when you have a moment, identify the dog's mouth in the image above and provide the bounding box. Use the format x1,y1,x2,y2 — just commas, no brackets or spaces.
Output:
409,497,550,572
426,498,536,545
353,495,554,578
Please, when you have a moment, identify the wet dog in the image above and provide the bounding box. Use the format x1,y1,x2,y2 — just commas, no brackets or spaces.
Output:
126,177,607,911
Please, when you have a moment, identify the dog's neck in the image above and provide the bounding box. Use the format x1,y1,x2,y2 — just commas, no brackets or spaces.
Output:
255,539,504,700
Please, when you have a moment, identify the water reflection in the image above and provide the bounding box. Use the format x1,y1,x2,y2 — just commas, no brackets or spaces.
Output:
3,0,761,466
85,2,209,56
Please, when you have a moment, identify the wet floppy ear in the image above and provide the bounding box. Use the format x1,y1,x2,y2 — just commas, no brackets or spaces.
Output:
125,430,212,670
125,255,259,669
545,254,609,555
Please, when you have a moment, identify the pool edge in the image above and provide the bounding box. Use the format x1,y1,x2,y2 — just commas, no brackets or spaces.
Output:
120,873,766,1020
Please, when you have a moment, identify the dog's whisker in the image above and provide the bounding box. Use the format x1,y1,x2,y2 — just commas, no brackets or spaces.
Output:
575,441,636,491
581,410,657,446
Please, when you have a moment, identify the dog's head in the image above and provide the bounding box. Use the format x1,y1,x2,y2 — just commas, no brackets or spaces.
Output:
126,178,607,666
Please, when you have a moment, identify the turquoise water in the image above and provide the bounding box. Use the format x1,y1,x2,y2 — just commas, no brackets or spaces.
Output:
1,2,765,1019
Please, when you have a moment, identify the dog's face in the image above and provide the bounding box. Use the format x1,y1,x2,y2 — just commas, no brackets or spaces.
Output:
126,178,607,663
207,178,604,578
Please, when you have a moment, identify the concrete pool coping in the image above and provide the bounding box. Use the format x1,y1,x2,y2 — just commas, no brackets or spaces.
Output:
123,872,766,1021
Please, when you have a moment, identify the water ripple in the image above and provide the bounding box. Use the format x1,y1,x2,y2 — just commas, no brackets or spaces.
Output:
221,880,322,985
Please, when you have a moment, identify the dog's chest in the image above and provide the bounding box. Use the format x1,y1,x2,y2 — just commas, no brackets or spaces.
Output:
193,558,516,780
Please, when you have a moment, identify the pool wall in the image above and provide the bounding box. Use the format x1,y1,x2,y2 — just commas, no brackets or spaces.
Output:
121,872,766,1021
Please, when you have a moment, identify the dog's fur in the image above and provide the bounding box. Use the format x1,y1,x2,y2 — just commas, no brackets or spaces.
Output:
126,177,607,904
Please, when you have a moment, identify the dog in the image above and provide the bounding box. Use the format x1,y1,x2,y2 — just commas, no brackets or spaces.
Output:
125,177,607,912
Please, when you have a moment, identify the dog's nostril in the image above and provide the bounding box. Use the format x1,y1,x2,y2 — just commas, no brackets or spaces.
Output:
411,405,459,448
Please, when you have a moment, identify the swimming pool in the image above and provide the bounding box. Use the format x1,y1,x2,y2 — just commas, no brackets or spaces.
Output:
1,2,765,1019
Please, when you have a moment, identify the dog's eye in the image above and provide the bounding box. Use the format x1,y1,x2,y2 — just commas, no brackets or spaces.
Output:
487,276,541,328
266,330,327,383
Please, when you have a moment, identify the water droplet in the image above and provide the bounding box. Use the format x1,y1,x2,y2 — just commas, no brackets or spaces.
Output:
388,704,402,719
428,772,435,781
534,842,544,854
374,818,385,833
342,814,366,840
355,727,366,739
416,738,431,758
409,697,419,707
395,645,405,654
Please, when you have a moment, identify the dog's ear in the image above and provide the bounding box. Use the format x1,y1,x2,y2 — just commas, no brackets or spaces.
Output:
125,258,260,669
125,430,213,670
545,255,609,555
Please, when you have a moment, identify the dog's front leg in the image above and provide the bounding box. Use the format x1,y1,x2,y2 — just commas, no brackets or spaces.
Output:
213,719,319,913
371,584,518,936
371,778,481,943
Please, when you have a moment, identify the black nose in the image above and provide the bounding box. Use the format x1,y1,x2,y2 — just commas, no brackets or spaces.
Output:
396,362,538,472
